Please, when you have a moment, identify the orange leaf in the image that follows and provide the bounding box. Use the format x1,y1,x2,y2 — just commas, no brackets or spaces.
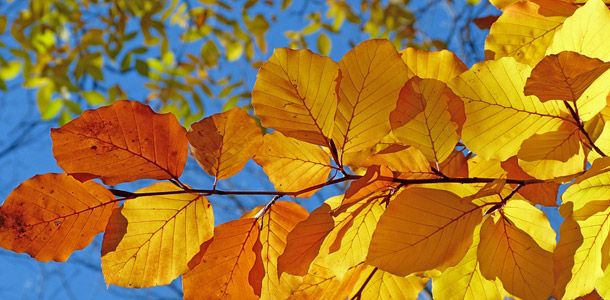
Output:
340,165,395,209
101,183,214,288
51,100,188,185
0,173,116,262
472,15,499,30
333,39,408,154
252,48,338,146
183,218,264,300
400,47,468,83
525,51,610,103
367,187,483,276
501,156,559,206
359,145,436,179
390,77,462,163
438,150,469,178
253,132,332,198
478,200,555,300
188,107,262,180
288,261,367,300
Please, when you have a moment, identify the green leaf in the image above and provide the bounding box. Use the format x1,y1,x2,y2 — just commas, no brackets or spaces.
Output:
135,59,149,76
40,100,63,120
62,99,82,115
0,61,21,80
82,91,106,105
317,32,331,56
226,41,244,61
120,53,132,72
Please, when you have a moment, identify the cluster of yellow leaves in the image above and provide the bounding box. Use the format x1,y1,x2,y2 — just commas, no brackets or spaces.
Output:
2,0,610,299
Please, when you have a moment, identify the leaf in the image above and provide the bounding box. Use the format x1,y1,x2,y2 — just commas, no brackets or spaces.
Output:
349,265,428,300
253,132,332,198
390,77,461,163
51,100,188,185
400,47,468,83
359,145,436,179
183,218,264,300
450,57,570,161
333,39,408,154
0,173,116,262
438,150,469,178
546,0,610,62
317,32,331,56
278,196,342,276
188,107,262,180
484,0,576,67
256,202,308,300
517,127,585,179
562,157,610,212
477,200,555,300
100,183,214,288
340,165,395,209
366,187,483,276
288,261,367,300
252,48,338,146
432,225,502,300
501,156,559,206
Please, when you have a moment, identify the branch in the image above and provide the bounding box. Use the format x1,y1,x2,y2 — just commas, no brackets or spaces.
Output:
564,101,607,157
350,267,378,300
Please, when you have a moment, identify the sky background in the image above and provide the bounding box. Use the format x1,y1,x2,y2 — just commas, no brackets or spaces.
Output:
0,0,540,299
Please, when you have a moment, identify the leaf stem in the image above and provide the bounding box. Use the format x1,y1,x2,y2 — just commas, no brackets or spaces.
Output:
564,101,607,157
350,267,378,300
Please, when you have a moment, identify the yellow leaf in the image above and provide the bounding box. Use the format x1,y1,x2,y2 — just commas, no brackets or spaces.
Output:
400,47,467,83
547,0,610,61
253,132,332,198
390,77,461,163
101,183,213,287
554,201,610,300
183,218,263,300
252,48,338,146
288,261,367,300
0,173,116,262
478,200,555,300
366,187,483,276
485,0,576,66
324,197,386,280
596,264,610,299
333,39,408,154
188,107,263,180
517,127,585,179
562,157,610,211
359,145,436,179
51,100,188,185
501,156,560,206
433,225,502,300
450,57,570,161
349,265,428,300
278,196,341,276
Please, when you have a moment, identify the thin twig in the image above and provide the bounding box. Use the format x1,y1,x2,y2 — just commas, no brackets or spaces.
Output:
564,101,607,157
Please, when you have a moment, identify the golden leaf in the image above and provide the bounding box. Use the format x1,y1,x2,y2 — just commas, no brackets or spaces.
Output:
400,47,467,83
349,265,428,300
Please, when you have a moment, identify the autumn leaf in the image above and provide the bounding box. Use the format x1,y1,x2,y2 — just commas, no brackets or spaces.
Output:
501,156,560,206
253,131,332,198
51,100,188,185
438,150,469,178
390,77,461,163
183,218,263,300
432,225,502,300
349,265,428,300
339,165,396,209
252,48,338,146
333,39,408,154
450,57,570,161
477,200,555,300
484,0,576,66
358,145,436,179
400,47,467,83
366,187,483,276
101,182,214,288
188,107,262,180
0,173,116,262
288,261,367,300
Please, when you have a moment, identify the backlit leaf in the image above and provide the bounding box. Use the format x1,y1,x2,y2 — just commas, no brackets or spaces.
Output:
562,157,610,211
485,0,576,66
478,200,555,300
51,100,188,185
101,183,214,288
288,261,366,300
390,77,461,163
252,48,338,146
183,218,263,300
501,156,560,206
400,47,468,83
359,145,436,179
0,173,116,262
333,39,408,154
188,107,262,180
367,187,483,276
450,57,570,161
517,127,585,179
253,132,332,198
349,265,428,300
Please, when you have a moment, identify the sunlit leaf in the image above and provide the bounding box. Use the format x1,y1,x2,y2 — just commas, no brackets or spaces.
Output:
333,39,408,154
390,77,461,163
288,261,366,300
101,183,214,288
0,173,116,262
478,200,555,300
485,0,576,66
359,145,436,179
350,265,428,300
450,57,570,161
188,107,262,180
252,48,338,146
367,187,483,276
183,218,263,300
501,156,560,206
400,47,467,83
253,132,332,198
51,100,188,185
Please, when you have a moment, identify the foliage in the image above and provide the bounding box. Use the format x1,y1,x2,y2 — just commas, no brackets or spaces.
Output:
3,0,610,299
